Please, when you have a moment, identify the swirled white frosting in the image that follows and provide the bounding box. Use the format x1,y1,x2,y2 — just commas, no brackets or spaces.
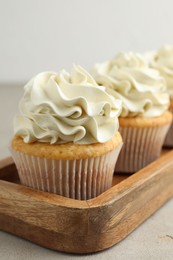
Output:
148,45,173,99
92,52,169,117
14,65,122,144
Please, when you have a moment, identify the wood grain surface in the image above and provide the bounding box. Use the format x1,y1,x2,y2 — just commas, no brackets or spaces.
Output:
0,151,173,254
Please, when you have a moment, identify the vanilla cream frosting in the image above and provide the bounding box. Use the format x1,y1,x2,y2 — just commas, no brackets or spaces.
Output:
14,65,122,144
149,45,173,99
92,52,169,117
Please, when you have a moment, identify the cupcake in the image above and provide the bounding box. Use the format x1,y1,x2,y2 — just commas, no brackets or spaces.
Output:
148,45,173,147
10,65,123,200
92,52,172,173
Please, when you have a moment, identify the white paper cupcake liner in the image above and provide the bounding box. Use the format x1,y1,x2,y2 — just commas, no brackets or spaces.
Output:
163,106,173,147
115,124,170,173
10,143,122,200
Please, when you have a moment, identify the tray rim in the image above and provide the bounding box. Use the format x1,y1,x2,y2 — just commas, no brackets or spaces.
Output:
1,151,173,254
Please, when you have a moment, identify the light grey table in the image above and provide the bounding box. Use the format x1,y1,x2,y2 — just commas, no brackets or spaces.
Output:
0,85,173,260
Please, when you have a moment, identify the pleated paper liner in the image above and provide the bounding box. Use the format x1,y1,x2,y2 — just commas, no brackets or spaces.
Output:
164,105,173,147
10,143,122,200
115,124,170,173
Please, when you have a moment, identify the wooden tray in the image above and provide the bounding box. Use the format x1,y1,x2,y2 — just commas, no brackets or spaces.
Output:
0,150,173,254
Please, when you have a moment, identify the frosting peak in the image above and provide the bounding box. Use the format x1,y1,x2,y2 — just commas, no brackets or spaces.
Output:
92,52,169,117
14,65,122,144
148,45,173,98
111,52,147,68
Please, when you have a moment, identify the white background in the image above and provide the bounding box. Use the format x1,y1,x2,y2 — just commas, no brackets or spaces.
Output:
1,0,173,83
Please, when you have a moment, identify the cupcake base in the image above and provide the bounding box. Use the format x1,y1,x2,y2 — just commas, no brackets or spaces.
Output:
163,100,173,147
115,112,172,173
10,132,122,200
